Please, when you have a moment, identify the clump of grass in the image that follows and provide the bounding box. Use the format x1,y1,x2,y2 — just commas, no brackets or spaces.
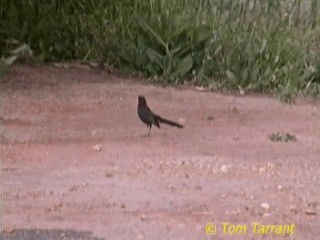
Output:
1,0,320,99
269,132,297,142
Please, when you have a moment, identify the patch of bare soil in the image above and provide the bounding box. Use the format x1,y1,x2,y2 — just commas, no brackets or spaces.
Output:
2,64,320,240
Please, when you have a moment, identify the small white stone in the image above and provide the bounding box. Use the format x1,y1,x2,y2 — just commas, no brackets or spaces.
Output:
261,202,270,210
220,165,229,173
92,144,102,151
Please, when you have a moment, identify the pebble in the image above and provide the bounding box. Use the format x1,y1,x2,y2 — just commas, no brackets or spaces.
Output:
261,202,270,210
92,144,102,151
220,165,229,173
305,209,317,216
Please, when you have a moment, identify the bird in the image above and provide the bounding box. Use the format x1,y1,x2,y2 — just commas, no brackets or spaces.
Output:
137,96,183,135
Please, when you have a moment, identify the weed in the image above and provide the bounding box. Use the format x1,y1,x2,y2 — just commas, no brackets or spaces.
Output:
1,0,320,98
269,132,297,142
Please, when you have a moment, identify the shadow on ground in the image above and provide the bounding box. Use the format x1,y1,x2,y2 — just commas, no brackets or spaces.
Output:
2,229,104,240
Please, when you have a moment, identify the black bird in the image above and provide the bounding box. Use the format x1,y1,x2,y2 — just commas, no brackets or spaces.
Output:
137,96,183,135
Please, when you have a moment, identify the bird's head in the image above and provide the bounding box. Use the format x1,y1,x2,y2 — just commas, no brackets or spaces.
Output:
138,96,147,105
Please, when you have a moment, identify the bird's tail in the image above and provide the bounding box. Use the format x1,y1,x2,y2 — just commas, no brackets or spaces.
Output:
156,115,184,128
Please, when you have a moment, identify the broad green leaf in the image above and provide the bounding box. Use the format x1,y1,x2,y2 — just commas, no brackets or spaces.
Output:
259,39,267,54
11,43,29,55
213,45,222,56
171,54,193,78
4,56,17,65
226,70,238,84
136,16,167,50
146,48,163,69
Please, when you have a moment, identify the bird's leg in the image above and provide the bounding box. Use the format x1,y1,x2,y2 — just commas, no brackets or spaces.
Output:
148,125,151,136
142,124,151,137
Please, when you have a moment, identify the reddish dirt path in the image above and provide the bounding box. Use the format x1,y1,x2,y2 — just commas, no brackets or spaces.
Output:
2,65,320,239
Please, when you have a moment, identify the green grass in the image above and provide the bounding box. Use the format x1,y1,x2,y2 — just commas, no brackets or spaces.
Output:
269,132,297,142
1,0,320,100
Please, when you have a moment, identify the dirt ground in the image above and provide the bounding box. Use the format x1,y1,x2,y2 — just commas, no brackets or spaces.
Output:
2,64,320,240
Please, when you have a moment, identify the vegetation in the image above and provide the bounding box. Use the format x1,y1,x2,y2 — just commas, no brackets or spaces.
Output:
269,132,297,142
1,0,320,100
